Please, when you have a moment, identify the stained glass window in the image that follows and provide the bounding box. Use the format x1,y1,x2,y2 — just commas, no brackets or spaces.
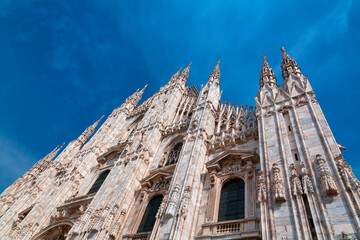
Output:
218,178,245,221
137,195,163,233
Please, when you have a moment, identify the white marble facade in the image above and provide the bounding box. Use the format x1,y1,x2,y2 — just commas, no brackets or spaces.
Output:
0,48,359,240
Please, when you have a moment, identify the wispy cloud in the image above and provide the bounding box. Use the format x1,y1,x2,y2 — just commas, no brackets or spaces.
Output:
292,0,353,58
0,136,38,190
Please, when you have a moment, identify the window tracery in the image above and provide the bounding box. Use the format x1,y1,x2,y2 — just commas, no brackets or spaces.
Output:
165,142,183,166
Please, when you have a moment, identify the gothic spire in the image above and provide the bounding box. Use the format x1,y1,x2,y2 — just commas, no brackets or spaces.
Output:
77,115,104,145
172,67,182,80
121,84,147,110
167,67,182,86
280,46,302,79
48,142,65,161
259,55,276,88
138,84,148,96
41,142,65,163
179,62,191,84
208,60,220,84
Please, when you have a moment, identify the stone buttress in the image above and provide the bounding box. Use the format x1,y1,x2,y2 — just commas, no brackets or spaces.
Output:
0,48,359,240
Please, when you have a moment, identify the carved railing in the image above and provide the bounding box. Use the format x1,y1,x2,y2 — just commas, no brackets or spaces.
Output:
198,218,260,239
216,220,244,233
123,232,151,240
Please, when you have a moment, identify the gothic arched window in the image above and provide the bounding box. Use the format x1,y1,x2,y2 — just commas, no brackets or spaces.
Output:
87,170,110,194
218,178,245,221
166,142,183,166
137,195,163,233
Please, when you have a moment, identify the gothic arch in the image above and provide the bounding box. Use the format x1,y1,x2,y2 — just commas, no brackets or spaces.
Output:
218,178,245,221
31,219,73,240
137,194,164,233
165,142,183,166
158,136,185,168
220,175,245,188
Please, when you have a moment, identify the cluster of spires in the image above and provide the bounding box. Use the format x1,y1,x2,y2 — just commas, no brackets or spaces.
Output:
168,60,221,88
168,62,192,86
167,47,297,91
41,142,65,164
260,47,302,88
41,49,295,163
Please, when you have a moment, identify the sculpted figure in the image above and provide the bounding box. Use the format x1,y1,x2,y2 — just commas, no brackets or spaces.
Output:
316,154,338,196
299,161,314,195
272,163,286,202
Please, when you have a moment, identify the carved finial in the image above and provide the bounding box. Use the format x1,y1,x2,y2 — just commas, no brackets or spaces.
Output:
93,115,104,128
77,116,104,146
138,84,148,95
180,62,191,83
42,142,66,163
208,60,220,84
280,46,302,79
171,67,182,80
259,55,276,88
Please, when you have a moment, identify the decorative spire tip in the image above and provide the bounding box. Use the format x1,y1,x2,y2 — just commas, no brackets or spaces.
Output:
280,46,285,53
262,55,267,61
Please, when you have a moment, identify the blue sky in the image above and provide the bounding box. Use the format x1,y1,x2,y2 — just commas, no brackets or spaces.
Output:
0,0,359,192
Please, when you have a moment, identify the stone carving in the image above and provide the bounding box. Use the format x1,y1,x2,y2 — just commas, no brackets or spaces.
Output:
272,163,286,202
219,156,243,175
299,161,314,195
54,164,83,186
50,209,69,224
2,58,360,240
77,115,104,147
72,207,93,234
179,186,191,219
337,158,360,193
162,119,191,137
257,170,267,203
339,232,357,240
210,174,216,188
156,192,169,220
191,114,199,130
88,208,103,232
109,208,127,238
259,55,277,87
165,184,180,219
290,163,303,196
281,46,302,79
158,152,168,168
102,205,118,232
246,161,254,178
149,177,170,193
316,154,338,196
206,103,257,153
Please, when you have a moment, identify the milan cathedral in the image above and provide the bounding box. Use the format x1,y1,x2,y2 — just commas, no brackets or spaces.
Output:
1,47,359,240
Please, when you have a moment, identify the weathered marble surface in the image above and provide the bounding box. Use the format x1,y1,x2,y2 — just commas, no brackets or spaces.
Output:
0,49,359,240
